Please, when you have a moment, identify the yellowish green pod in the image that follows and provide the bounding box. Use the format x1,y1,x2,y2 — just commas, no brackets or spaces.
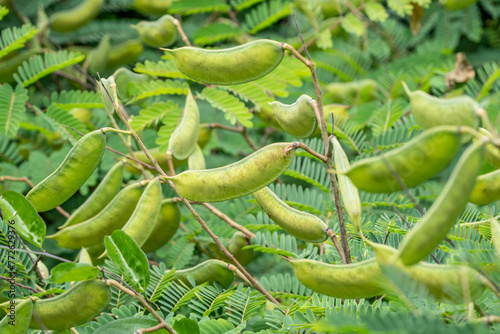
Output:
469,169,500,205
48,182,144,249
270,94,317,138
169,91,200,160
324,79,377,104
477,128,500,168
29,279,111,330
0,298,32,334
408,89,480,135
78,247,93,265
50,0,103,33
173,259,234,288
291,258,385,298
133,15,177,48
398,140,485,265
345,126,463,193
188,144,206,170
69,108,92,125
332,137,361,231
163,39,284,85
26,130,106,212
133,0,172,15
113,67,151,101
105,39,143,70
254,186,328,243
227,232,254,266
167,142,297,202
295,0,365,18
443,0,478,10
142,200,180,253
197,123,212,149
59,161,124,229
87,34,111,74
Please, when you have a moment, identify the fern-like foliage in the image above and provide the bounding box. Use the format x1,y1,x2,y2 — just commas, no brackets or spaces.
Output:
169,0,230,15
163,237,196,270
196,87,253,127
259,272,314,298
193,22,242,46
130,101,181,132
134,59,187,79
0,135,23,164
0,83,28,138
14,50,85,87
49,19,140,44
247,231,298,257
284,156,330,193
0,24,38,60
37,104,88,144
44,90,105,110
129,79,189,103
155,106,183,152
229,0,266,11
225,287,266,325
241,0,291,34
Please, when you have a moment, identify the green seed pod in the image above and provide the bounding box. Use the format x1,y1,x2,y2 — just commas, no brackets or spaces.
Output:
443,0,478,10
408,89,480,137
197,123,212,149
113,67,151,101
332,137,361,231
0,298,33,334
169,91,200,160
50,0,103,33
477,128,500,168
295,0,365,18
227,232,254,266
188,144,206,170
69,108,92,125
48,182,144,249
173,259,234,288
133,0,172,15
469,169,500,206
167,142,297,202
254,186,328,243
371,242,486,304
163,39,284,85
59,161,124,229
141,199,180,253
121,178,162,247
397,140,485,266
78,247,93,265
345,126,463,193
0,49,40,84
87,34,111,74
29,279,111,330
270,94,318,139
324,79,377,104
291,258,385,299
133,15,177,48
26,130,106,212
105,39,143,70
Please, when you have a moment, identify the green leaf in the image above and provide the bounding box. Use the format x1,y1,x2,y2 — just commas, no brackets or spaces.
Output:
340,13,365,36
0,24,38,61
93,318,169,334
134,59,187,79
46,262,99,283
0,6,8,21
242,0,291,35
0,191,45,248
173,318,201,334
387,0,413,17
364,2,389,22
155,106,183,152
169,0,230,15
130,79,189,102
104,230,150,292
193,23,242,46
130,101,181,132
477,68,500,101
0,84,28,138
196,87,252,128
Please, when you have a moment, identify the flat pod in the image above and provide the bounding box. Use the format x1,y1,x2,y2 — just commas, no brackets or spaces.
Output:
291,258,386,299
134,0,172,14
270,94,318,138
168,142,296,202
173,259,234,288
59,161,124,229
50,0,103,32
409,90,480,138
30,279,111,330
469,169,500,205
164,39,284,85
142,200,181,253
477,128,500,168
26,130,106,212
397,140,485,265
114,67,151,101
324,79,377,104
227,232,254,266
134,15,177,48
0,297,33,333
254,186,328,243
48,182,144,249
345,126,463,193
188,144,206,170
169,91,200,160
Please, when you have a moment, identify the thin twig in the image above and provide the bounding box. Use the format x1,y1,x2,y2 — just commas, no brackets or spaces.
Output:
0,276,39,293
136,322,170,334
0,245,72,263
172,18,191,46
209,123,258,151
14,233,45,284
202,203,255,238
296,142,327,162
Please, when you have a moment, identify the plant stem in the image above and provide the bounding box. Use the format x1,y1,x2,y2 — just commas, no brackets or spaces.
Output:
0,276,39,293
172,18,191,46
209,123,258,151
202,203,255,238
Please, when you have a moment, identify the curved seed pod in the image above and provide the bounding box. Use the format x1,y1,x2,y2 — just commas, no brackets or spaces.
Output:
105,39,143,70
188,144,206,170
254,186,328,243
59,161,124,229
121,178,162,247
490,216,500,256
324,79,377,104
0,298,33,333
133,15,177,48
371,242,486,304
48,182,144,249
70,108,92,125
397,140,485,265
29,279,111,330
197,123,212,148
270,94,318,138
50,0,103,33
133,0,172,14
113,67,151,101
227,232,254,266
78,247,93,265
173,259,234,288
167,142,297,202
469,170,500,205
87,34,110,74
141,200,181,253
477,128,500,168
332,137,361,231
345,126,463,193
163,39,284,85
408,89,480,137
86,243,106,265
169,91,200,160
291,258,386,298
443,0,478,10
26,130,106,212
